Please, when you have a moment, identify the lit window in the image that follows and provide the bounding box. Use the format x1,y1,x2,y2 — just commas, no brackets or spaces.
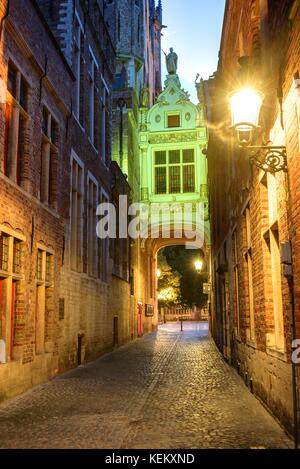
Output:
154,149,195,195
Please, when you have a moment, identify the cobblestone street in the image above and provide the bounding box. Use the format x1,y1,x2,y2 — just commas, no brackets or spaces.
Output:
0,323,292,449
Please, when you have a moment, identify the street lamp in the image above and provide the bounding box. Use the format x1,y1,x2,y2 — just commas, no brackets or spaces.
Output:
156,269,161,278
229,78,287,174
194,259,203,274
229,87,264,134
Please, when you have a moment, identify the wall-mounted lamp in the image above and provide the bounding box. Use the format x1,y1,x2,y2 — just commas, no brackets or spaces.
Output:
229,63,287,174
194,259,203,273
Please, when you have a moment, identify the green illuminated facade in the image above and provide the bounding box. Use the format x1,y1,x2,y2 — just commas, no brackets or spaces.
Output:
139,72,210,242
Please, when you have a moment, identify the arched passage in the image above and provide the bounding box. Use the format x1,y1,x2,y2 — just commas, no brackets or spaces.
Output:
141,228,211,329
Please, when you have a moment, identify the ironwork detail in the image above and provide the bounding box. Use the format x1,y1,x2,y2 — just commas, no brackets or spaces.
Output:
248,146,287,174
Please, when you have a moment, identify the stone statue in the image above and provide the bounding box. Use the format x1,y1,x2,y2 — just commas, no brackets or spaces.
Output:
140,86,149,108
165,48,178,75
195,74,205,104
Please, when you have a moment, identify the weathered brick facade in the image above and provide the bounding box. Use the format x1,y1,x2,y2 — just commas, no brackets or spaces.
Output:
0,0,73,399
206,0,300,435
0,0,156,402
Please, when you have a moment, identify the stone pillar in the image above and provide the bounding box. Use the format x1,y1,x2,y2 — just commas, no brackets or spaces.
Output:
140,148,149,201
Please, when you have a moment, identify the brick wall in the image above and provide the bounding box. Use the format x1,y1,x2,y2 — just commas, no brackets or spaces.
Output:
207,0,300,435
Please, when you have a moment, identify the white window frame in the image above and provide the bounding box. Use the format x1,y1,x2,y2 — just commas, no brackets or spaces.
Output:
73,11,84,122
153,147,196,195
70,150,84,272
100,75,110,164
88,47,99,147
87,171,99,278
99,187,110,283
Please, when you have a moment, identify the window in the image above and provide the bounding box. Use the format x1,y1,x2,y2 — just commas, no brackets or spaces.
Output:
154,149,195,194
243,206,255,341
99,191,109,282
88,49,99,148
13,239,22,275
87,176,98,277
0,228,24,362
0,234,9,272
100,78,110,164
261,174,285,351
4,61,29,186
71,155,84,272
167,114,180,128
112,193,129,282
40,107,59,207
73,12,85,125
35,247,54,354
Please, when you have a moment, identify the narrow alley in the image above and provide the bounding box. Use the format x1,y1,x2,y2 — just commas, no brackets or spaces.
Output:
0,323,292,449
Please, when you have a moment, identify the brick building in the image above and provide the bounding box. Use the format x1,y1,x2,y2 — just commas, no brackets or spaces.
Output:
0,0,73,399
206,0,300,434
0,0,164,402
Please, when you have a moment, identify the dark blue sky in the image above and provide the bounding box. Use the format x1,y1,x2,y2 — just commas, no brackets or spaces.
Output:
161,0,225,103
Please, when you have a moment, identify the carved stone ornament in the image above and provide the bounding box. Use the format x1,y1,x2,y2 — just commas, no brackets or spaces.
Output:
149,132,198,145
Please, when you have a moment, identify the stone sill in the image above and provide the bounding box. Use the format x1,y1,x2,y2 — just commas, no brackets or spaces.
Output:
266,346,288,362
112,273,130,284
246,339,257,350
68,268,110,287
0,173,60,220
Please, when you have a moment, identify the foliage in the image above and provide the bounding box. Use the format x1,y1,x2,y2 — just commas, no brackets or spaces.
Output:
163,246,208,308
157,252,182,308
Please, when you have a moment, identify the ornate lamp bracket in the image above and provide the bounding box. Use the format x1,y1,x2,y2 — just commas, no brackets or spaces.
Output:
247,145,287,174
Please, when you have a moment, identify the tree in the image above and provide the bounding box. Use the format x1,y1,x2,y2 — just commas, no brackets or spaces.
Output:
164,246,208,308
157,251,181,308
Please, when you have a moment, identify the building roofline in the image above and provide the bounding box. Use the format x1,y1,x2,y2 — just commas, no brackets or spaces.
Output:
30,0,75,81
217,0,230,72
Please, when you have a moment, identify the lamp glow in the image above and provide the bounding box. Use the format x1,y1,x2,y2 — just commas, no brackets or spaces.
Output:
194,259,203,273
156,269,161,278
230,88,264,132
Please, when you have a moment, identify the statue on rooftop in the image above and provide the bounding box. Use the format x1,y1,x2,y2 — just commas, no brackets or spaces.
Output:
165,48,178,75
195,73,205,105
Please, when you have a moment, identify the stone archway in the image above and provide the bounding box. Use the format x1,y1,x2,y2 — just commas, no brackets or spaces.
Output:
141,228,211,329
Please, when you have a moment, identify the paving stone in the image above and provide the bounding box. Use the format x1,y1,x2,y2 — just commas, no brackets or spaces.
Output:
0,323,293,449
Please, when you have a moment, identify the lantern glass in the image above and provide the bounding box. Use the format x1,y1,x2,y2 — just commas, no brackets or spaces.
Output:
194,260,203,272
230,88,264,132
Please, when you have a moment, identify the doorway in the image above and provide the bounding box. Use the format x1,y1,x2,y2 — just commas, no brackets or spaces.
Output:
137,303,143,337
77,334,84,365
113,316,119,346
